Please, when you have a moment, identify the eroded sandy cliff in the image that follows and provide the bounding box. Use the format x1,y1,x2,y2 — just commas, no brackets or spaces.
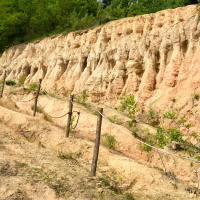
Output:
0,5,200,120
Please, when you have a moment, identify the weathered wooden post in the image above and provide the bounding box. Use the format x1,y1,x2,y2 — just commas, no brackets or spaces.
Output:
66,95,74,137
33,78,42,117
90,108,103,177
0,70,7,98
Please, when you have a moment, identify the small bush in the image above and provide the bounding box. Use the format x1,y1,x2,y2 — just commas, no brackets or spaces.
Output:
125,192,135,200
153,126,168,148
194,94,200,100
148,108,160,126
6,80,16,86
105,134,115,149
167,128,183,143
139,142,152,152
118,93,138,121
28,82,38,92
76,90,87,104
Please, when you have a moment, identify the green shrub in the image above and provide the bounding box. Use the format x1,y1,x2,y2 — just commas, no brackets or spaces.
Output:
148,108,160,126
105,133,115,149
76,90,87,104
139,142,152,152
125,192,135,200
118,93,138,121
153,126,168,148
194,94,200,100
6,80,16,86
167,128,183,143
28,82,38,92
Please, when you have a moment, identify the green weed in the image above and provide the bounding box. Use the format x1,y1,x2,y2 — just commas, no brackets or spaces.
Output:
194,94,200,100
31,105,43,114
125,192,135,200
118,93,138,121
28,82,38,92
6,80,16,86
139,142,152,152
153,126,168,148
18,77,26,85
105,133,115,149
163,111,176,120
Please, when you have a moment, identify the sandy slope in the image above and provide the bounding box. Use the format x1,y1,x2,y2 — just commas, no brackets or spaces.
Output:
0,93,199,200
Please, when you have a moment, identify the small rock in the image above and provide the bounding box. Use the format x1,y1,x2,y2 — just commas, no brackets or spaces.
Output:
98,188,103,193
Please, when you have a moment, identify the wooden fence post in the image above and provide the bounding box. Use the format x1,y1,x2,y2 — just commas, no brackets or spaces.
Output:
90,108,103,177
0,70,7,98
66,95,74,137
33,78,42,117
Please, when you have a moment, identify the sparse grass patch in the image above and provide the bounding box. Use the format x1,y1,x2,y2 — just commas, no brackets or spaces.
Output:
163,111,176,120
139,142,152,152
18,77,26,85
27,82,38,92
107,115,121,124
31,105,43,114
125,192,135,200
105,133,115,149
44,114,53,123
148,108,160,126
58,153,73,160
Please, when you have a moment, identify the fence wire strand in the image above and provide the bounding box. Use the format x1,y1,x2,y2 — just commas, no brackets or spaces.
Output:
98,111,200,163
37,101,69,119
9,94,35,103
6,82,200,164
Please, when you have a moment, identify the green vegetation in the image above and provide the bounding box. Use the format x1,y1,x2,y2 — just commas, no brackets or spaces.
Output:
27,82,38,92
76,90,87,104
194,94,200,100
105,133,116,149
148,108,160,126
163,111,176,120
118,93,138,122
44,114,53,123
5,80,16,86
31,105,43,114
70,114,76,132
0,0,198,54
18,77,26,85
125,192,135,200
57,153,73,160
139,142,152,152
153,126,168,148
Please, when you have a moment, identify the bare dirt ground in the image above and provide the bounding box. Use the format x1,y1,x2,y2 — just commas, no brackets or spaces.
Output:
0,86,199,199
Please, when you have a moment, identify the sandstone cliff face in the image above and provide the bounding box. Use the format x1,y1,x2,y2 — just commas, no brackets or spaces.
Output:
0,5,200,125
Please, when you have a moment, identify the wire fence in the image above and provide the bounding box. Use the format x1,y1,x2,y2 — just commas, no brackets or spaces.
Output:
5,84,200,164
2,80,200,185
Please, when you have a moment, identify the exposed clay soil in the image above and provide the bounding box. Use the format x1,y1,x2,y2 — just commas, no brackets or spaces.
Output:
0,85,200,199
